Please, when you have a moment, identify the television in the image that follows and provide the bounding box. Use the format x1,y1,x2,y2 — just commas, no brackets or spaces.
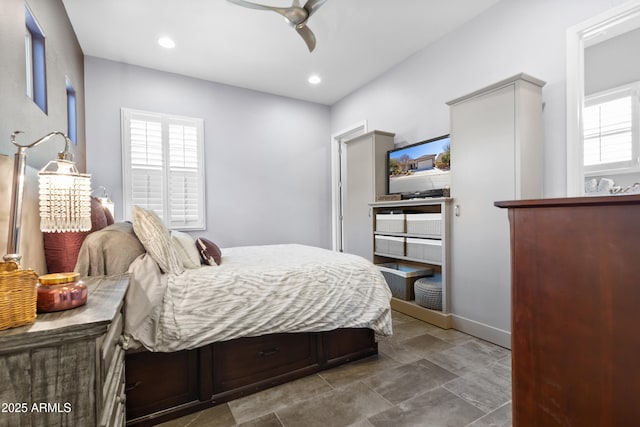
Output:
387,134,451,198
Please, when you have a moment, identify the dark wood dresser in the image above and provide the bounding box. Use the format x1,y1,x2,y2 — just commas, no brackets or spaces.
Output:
496,195,640,426
0,274,128,427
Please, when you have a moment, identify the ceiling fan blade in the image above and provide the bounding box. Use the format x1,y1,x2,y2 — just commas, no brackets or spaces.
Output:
227,0,279,11
296,24,316,52
303,0,327,17
227,0,307,25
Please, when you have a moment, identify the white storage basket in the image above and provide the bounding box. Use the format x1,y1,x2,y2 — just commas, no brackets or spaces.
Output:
406,238,442,263
406,213,442,237
374,235,405,257
375,213,405,233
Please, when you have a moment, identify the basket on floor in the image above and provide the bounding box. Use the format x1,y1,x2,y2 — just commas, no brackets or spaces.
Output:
0,261,38,331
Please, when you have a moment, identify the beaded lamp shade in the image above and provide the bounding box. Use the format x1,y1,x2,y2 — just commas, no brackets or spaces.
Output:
38,160,91,233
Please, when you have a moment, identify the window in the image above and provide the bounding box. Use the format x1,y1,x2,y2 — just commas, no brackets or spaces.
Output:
25,4,47,113
66,78,77,144
121,108,206,230
583,82,639,175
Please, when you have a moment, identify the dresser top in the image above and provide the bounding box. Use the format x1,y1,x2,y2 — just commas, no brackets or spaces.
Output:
0,274,129,353
495,194,640,209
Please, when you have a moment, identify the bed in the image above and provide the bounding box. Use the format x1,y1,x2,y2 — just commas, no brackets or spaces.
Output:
73,206,393,426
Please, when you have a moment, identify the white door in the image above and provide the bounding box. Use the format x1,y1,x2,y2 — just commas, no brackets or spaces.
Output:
331,122,367,252
450,84,515,332
342,135,374,260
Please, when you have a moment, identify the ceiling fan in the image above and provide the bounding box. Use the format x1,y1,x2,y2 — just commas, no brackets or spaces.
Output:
227,0,328,52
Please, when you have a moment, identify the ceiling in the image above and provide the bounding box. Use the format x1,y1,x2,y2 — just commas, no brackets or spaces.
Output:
61,0,500,105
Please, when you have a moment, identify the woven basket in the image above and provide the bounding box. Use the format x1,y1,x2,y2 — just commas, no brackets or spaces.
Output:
0,261,38,331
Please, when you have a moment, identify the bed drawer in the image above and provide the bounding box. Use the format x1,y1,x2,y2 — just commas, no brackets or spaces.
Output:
125,349,199,421
212,333,319,393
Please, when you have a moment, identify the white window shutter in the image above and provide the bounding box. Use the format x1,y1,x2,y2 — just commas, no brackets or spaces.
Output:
122,109,206,229
168,122,203,228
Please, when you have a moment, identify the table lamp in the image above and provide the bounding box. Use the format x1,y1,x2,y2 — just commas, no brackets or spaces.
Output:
0,130,91,330
94,185,115,219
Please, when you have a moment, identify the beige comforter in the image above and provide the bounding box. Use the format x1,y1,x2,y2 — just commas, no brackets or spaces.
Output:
125,244,393,352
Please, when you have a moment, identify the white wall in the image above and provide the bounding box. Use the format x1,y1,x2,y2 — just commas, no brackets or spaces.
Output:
85,57,331,248
331,0,628,198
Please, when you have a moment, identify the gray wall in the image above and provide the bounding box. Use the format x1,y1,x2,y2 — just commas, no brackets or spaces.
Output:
331,0,627,198
0,0,85,170
84,57,332,248
329,0,627,341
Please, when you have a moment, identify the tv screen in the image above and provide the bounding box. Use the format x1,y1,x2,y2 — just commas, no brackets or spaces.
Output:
387,134,451,197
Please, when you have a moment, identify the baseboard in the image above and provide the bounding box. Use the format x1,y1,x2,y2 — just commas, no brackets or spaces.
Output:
451,315,511,349
390,298,453,329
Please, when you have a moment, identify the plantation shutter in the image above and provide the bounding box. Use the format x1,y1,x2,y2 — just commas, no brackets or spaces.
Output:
122,109,205,230
130,118,164,218
168,121,202,228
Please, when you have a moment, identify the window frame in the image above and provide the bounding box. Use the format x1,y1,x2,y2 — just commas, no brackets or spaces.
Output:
66,78,77,144
121,108,206,230
25,3,47,113
583,82,640,176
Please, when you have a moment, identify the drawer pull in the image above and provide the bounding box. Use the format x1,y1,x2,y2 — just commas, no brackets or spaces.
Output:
126,381,141,392
258,347,280,357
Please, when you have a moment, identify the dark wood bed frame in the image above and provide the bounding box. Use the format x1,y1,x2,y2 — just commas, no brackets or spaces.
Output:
125,327,378,426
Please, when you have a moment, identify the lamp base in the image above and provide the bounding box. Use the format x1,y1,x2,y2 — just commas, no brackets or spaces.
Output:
3,253,22,263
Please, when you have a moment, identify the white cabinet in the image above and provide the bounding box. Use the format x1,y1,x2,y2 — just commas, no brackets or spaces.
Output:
342,130,394,261
370,198,452,329
447,73,545,348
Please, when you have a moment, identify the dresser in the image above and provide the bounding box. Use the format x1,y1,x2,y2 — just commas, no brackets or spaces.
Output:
0,274,129,427
496,195,640,426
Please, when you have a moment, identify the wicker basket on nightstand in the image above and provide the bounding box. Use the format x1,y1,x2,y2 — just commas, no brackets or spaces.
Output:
0,261,38,330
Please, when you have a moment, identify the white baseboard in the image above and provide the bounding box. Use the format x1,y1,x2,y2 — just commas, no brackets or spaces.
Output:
451,315,511,349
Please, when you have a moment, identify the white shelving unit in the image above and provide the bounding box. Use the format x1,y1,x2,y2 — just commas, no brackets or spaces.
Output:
369,198,452,329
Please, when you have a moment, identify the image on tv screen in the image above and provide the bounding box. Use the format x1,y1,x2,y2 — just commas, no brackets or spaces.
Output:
388,135,450,195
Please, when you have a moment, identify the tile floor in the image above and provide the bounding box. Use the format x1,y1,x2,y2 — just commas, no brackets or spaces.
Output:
158,311,512,427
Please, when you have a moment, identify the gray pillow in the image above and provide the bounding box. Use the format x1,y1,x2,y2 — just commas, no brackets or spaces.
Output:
132,206,184,275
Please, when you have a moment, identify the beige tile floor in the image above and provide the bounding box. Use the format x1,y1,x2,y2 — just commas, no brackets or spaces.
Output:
159,310,512,427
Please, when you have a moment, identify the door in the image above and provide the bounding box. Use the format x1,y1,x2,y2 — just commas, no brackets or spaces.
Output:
331,122,367,252
342,134,374,260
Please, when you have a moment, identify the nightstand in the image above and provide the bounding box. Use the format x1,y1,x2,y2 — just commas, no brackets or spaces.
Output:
0,274,129,427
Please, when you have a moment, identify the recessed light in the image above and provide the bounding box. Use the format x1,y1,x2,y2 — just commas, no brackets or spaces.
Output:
158,36,176,49
308,74,322,85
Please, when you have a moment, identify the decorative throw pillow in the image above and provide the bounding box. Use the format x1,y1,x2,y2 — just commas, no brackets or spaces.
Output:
171,230,201,269
132,206,184,275
104,207,115,225
196,237,222,266
43,196,110,273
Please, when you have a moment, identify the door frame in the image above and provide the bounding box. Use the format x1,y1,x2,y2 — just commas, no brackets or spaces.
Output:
330,120,368,251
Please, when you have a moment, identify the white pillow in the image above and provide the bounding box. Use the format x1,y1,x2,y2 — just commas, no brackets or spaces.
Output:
171,230,201,269
132,206,184,275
